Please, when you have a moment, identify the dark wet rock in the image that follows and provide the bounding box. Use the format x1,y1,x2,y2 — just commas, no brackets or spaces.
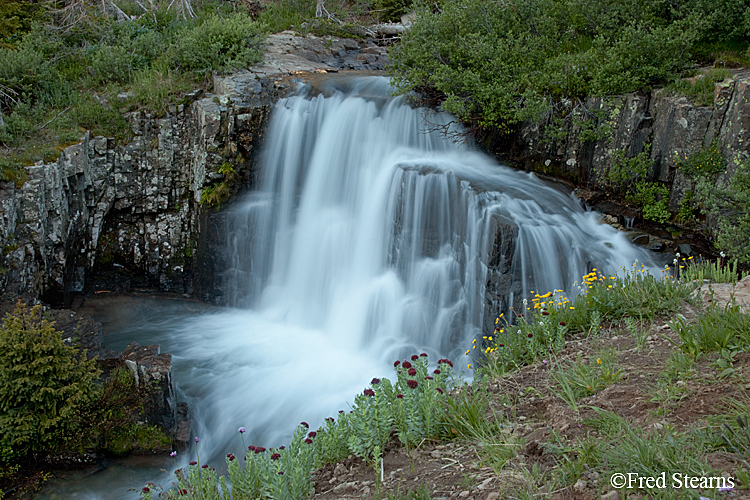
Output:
123,343,175,432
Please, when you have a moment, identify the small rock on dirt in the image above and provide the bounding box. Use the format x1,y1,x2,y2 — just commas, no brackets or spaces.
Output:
602,491,620,500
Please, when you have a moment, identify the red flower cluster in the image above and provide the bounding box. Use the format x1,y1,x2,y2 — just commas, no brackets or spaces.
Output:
424,376,433,380
227,453,236,461
364,388,375,397
308,431,317,438
411,354,419,361
402,360,412,369
271,453,281,460
189,461,198,466
397,394,403,399
433,369,441,374
420,353,428,357
300,422,309,428
304,438,313,444
436,387,444,394
407,368,417,376
407,380,418,389
371,378,380,385
437,359,453,367
394,360,400,367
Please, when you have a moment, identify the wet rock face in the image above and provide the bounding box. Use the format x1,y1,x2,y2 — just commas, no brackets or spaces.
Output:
123,342,176,432
483,215,521,334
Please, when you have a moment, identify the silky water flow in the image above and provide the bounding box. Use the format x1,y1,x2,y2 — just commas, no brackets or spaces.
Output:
34,76,656,499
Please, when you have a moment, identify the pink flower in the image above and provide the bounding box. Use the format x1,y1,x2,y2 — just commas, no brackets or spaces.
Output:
170,451,177,457
238,427,246,434
194,437,200,443
407,380,418,389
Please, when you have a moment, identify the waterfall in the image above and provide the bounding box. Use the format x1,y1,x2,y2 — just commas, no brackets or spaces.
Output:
181,75,655,456
33,76,660,500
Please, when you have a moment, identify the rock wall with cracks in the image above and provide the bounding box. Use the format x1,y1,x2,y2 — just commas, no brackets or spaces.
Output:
494,69,750,215
0,32,390,305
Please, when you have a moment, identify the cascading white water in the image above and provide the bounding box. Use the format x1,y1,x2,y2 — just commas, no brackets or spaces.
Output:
35,75,658,500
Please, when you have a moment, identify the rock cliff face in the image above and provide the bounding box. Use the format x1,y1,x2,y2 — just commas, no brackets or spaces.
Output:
0,32,388,305
496,69,750,215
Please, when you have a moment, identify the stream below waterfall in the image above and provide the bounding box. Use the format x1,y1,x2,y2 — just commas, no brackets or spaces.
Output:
33,75,659,499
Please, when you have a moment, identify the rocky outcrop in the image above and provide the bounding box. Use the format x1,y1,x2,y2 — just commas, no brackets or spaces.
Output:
697,274,750,313
497,69,750,225
123,342,177,433
0,32,388,305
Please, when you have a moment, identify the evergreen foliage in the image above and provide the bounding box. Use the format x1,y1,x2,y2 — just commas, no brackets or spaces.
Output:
0,302,100,463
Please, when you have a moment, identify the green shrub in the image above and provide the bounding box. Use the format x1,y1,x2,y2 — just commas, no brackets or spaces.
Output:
0,40,52,108
389,0,748,131
696,157,750,264
172,13,264,73
675,140,726,178
90,44,135,84
0,302,100,463
628,182,671,223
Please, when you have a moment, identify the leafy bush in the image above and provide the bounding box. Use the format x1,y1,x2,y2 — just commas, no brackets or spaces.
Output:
0,302,100,463
389,0,749,130
628,182,671,223
0,39,53,109
172,13,264,73
90,44,135,84
696,157,750,263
